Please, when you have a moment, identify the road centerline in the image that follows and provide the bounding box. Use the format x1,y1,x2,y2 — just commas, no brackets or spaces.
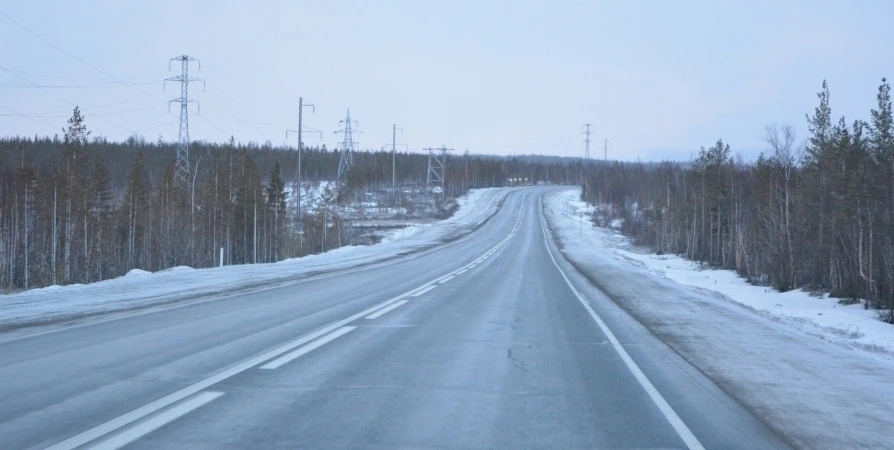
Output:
260,327,356,370
364,300,409,320
411,285,437,297
86,391,224,450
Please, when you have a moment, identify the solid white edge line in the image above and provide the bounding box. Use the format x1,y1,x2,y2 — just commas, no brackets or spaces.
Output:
411,285,437,297
438,276,455,284
260,326,355,370
538,201,705,450
88,391,224,450
364,300,409,320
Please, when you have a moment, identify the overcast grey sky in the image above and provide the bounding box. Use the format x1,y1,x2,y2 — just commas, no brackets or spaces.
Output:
1,0,892,161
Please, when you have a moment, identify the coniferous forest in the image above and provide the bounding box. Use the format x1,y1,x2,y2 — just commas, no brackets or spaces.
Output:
0,108,581,292
581,80,894,322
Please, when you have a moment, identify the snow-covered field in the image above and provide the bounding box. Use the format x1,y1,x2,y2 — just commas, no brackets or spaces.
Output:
545,187,894,449
0,188,513,331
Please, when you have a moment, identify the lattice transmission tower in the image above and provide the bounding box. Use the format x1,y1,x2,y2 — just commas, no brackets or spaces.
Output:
335,109,359,181
165,55,204,184
581,123,593,160
425,146,453,193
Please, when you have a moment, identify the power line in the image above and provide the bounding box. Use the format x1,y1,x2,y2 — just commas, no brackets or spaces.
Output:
196,114,236,140
0,63,138,135
93,112,171,133
0,12,168,104
203,89,276,141
0,102,167,118
0,68,168,83
0,103,60,131
102,120,176,140
6,93,168,117
205,79,267,124
0,80,161,89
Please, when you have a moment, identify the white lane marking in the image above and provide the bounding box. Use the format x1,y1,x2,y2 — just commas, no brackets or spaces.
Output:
364,300,409,320
45,294,408,450
88,391,224,450
411,285,437,297
438,276,455,284
455,269,468,275
48,191,531,450
260,327,355,370
538,203,705,450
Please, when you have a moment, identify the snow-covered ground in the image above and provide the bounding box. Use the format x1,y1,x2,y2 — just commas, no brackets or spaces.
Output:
545,187,894,449
377,188,488,244
0,188,513,331
552,190,894,356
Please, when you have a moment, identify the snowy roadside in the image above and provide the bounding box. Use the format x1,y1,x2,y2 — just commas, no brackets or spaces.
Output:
0,188,513,331
544,187,894,449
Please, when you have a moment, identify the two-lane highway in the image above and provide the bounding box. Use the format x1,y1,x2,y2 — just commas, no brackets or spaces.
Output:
0,189,791,449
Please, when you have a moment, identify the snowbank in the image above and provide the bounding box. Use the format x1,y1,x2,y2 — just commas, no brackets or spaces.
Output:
0,188,513,331
378,188,494,244
544,188,894,449
553,190,894,355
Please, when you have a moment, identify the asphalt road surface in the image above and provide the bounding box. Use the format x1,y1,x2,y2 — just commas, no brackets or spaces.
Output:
0,188,793,449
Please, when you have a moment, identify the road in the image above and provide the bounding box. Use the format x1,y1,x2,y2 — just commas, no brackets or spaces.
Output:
0,188,792,449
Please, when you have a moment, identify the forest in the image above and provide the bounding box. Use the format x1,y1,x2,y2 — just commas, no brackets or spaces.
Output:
0,110,582,293
581,79,894,322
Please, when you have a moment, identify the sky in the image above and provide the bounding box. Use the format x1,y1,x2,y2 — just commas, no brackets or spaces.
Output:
1,0,893,162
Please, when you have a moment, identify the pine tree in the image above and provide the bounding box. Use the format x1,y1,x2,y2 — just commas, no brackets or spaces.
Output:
62,107,90,283
121,152,150,270
266,161,287,261
89,154,114,281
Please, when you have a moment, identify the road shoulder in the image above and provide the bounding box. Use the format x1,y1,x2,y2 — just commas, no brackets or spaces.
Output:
542,187,894,449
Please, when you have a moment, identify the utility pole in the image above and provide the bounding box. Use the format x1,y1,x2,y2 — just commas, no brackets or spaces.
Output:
603,138,611,161
336,109,360,181
463,149,470,193
165,55,204,184
392,124,403,201
424,146,453,194
286,98,318,223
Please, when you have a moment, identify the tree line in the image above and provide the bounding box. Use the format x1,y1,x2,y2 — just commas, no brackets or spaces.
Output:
582,79,894,322
0,111,582,292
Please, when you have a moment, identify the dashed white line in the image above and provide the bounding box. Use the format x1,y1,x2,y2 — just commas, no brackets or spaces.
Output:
438,276,455,284
260,326,355,370
412,285,437,297
364,300,408,320
455,269,468,275
88,391,224,450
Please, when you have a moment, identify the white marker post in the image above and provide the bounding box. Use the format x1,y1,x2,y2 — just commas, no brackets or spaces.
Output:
219,247,224,267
